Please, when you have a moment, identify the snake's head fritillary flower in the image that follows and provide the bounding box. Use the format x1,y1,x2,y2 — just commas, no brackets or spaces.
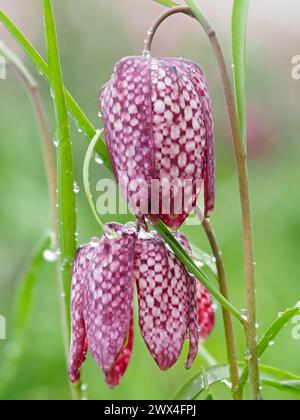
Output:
99,57,215,230
68,224,215,387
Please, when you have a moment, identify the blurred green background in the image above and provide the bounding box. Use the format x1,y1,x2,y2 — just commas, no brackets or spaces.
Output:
0,0,300,400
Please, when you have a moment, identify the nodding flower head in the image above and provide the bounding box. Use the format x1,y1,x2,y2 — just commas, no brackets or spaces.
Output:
69,223,215,387
99,56,215,230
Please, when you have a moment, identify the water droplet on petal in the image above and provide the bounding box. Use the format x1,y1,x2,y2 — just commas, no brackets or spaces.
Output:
90,237,99,248
105,227,120,240
269,340,275,347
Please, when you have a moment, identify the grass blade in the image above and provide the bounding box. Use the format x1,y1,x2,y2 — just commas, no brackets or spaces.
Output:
232,0,249,144
175,363,300,400
0,10,112,172
43,0,84,400
238,305,300,394
153,0,180,7
0,234,53,396
43,0,76,335
14,234,52,332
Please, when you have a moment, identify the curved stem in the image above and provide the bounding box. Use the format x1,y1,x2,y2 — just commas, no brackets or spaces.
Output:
0,42,57,229
196,207,241,400
83,130,105,233
145,4,261,400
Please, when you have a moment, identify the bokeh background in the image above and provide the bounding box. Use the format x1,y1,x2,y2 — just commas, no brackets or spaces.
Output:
0,0,299,400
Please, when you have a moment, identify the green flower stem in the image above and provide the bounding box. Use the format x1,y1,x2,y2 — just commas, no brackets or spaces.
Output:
238,306,300,397
196,207,240,400
185,0,260,400
0,41,57,229
145,2,260,400
43,0,81,400
83,130,105,232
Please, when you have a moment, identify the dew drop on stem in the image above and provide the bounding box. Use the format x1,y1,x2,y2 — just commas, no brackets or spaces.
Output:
245,349,253,361
195,260,204,268
73,182,80,194
95,156,104,165
241,308,248,321
43,249,58,263
142,49,151,59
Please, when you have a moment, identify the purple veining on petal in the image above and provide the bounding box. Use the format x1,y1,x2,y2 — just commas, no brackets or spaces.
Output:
69,223,215,386
168,58,215,217
69,244,97,383
197,282,215,341
174,231,215,345
105,312,134,387
134,231,190,370
100,56,215,229
85,225,137,375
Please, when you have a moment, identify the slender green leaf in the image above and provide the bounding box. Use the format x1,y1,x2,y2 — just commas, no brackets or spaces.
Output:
201,367,214,400
0,234,53,396
174,365,230,400
184,1,212,34
190,244,218,276
175,364,300,400
154,220,244,323
0,10,112,172
238,305,300,394
263,380,300,395
43,0,76,335
232,0,249,144
14,234,52,332
153,0,180,7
